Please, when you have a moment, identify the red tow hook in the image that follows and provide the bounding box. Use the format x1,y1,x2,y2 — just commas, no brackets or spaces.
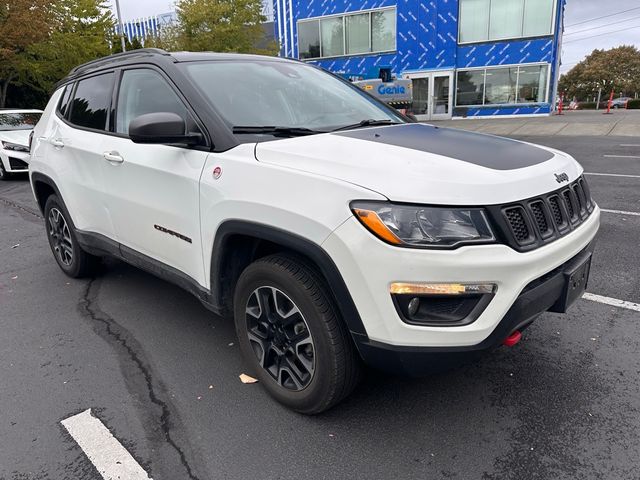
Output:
503,331,522,347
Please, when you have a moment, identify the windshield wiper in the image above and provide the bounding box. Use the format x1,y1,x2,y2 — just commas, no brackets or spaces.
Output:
331,119,402,132
232,126,325,137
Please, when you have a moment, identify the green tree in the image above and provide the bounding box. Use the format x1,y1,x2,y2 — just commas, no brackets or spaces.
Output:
0,0,50,106
174,0,277,55
28,0,113,96
559,46,640,101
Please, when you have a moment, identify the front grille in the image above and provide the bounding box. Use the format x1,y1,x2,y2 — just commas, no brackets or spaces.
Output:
504,207,531,243
489,176,595,252
8,157,28,170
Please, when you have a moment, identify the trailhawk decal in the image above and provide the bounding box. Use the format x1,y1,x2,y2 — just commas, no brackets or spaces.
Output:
333,123,554,171
154,224,192,244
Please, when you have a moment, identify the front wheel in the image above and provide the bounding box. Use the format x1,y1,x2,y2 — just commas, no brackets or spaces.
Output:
233,254,361,414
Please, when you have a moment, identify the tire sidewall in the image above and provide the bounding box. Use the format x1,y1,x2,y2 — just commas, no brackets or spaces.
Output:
44,195,84,277
234,260,341,412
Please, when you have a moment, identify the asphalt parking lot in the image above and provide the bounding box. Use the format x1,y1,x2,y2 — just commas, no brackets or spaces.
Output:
1,135,640,479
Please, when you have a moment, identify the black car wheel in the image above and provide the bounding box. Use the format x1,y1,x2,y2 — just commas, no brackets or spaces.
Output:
234,254,361,414
0,159,10,181
44,195,100,278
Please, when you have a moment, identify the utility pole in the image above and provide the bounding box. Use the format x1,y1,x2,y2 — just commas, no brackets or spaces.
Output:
596,87,602,110
114,0,127,52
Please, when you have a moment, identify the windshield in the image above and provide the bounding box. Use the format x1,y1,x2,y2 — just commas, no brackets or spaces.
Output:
181,60,404,136
0,113,41,131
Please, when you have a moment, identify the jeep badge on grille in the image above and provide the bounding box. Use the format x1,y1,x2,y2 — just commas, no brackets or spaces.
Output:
555,173,569,183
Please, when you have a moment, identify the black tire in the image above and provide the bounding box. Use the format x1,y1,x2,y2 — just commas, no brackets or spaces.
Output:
233,254,362,414
44,194,101,278
0,159,10,181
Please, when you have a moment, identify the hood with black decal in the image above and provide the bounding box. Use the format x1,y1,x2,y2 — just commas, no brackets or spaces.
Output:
254,123,582,205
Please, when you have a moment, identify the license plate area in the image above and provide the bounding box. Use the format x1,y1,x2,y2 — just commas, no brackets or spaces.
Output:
552,252,592,313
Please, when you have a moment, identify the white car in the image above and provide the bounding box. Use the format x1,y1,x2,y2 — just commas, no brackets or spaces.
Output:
30,50,600,413
0,109,42,180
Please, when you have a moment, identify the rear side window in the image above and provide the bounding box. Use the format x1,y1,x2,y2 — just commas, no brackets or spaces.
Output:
57,85,73,118
115,69,188,135
69,73,115,131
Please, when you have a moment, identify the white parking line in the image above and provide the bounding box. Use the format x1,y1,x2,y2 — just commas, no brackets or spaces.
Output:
585,172,640,179
604,155,640,159
620,144,640,147
61,409,152,480
583,293,640,313
601,208,640,217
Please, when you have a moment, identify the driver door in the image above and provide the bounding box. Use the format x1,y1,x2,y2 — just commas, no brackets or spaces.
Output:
101,68,209,286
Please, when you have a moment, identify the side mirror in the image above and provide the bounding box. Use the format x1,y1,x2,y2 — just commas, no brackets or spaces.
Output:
128,112,203,146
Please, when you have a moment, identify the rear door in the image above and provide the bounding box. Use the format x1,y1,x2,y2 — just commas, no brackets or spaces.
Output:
46,73,118,238
100,67,209,286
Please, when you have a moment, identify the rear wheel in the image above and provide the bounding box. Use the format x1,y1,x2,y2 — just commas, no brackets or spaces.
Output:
233,254,361,414
44,195,100,278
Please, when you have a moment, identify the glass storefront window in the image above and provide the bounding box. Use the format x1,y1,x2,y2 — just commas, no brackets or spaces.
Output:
456,70,485,106
517,65,549,103
484,67,518,105
456,64,549,106
371,9,396,53
320,17,344,57
346,13,370,55
298,20,320,59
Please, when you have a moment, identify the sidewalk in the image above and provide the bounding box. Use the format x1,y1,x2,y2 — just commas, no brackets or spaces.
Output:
428,110,640,137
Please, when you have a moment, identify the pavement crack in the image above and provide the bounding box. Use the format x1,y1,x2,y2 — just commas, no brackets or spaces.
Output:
79,278,201,480
0,196,43,219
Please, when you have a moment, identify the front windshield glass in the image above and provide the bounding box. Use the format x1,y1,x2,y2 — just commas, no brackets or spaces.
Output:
0,113,41,131
181,60,404,133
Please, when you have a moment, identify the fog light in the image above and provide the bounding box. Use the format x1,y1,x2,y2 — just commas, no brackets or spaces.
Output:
390,283,497,295
407,297,420,317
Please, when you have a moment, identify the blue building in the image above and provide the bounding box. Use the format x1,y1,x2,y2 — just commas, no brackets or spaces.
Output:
273,0,565,120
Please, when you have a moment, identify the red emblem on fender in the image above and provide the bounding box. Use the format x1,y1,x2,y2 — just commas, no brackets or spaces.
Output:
213,166,222,179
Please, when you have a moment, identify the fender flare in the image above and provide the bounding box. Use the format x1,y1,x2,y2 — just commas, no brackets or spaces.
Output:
30,172,62,214
210,220,369,338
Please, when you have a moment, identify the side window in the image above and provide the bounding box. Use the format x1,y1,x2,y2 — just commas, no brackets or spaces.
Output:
57,85,73,118
69,73,115,131
116,69,189,135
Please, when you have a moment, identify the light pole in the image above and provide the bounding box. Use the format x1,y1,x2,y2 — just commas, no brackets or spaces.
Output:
114,0,127,52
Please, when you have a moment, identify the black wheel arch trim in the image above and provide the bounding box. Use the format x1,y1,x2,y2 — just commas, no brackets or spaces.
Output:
210,220,369,338
30,172,63,214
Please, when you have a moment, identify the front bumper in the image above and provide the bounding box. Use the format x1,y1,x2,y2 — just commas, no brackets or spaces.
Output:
322,206,600,350
1,150,30,172
352,243,595,375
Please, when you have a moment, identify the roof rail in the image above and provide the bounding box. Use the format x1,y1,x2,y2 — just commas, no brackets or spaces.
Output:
69,48,171,75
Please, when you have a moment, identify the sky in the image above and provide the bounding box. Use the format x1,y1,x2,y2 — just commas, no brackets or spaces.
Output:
108,0,640,74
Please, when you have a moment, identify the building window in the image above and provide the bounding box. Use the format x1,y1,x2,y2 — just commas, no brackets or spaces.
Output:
297,7,396,60
298,21,320,59
456,64,549,106
459,0,555,44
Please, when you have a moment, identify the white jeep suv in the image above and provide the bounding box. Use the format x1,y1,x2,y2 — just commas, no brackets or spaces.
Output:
30,50,600,413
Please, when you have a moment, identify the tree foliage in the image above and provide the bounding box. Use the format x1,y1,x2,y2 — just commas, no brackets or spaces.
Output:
0,0,113,107
559,46,640,101
173,0,278,55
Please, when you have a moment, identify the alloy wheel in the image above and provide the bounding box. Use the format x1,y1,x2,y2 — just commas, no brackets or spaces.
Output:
245,286,315,391
48,208,73,266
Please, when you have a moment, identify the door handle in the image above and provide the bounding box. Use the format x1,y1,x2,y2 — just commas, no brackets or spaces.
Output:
50,138,65,148
103,151,124,164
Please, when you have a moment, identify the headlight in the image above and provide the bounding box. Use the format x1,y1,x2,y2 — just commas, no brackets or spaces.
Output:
351,201,496,249
1,141,29,153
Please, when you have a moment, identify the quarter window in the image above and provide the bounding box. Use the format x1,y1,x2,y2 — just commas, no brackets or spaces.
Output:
57,85,73,118
459,0,555,43
456,64,549,106
115,69,188,135
297,7,396,60
69,73,115,131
